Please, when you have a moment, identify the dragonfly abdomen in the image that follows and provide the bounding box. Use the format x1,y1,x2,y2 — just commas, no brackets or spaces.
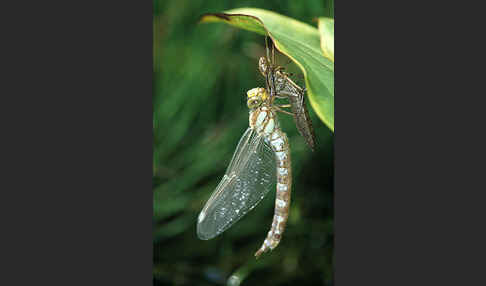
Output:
255,128,292,258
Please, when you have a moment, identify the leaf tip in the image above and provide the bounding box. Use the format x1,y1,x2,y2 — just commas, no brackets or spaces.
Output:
199,13,231,24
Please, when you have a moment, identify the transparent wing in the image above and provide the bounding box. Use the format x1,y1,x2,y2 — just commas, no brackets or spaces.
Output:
197,127,276,240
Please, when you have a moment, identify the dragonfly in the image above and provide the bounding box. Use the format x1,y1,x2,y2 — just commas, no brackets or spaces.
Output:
258,37,316,151
197,87,292,258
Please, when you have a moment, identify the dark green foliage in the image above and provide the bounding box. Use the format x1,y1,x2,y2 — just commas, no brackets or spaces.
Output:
154,1,334,285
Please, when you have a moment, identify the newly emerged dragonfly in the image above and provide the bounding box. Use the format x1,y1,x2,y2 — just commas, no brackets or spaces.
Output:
259,38,316,151
197,87,292,258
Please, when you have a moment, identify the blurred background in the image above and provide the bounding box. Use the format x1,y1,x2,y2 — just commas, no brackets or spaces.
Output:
153,1,334,285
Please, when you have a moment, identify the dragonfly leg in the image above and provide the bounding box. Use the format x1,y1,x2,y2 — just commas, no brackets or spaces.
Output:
275,106,294,116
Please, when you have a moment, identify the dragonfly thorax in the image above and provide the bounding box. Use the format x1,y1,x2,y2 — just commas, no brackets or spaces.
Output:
249,105,278,136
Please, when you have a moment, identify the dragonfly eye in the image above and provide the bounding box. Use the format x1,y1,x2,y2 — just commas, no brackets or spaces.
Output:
247,98,262,109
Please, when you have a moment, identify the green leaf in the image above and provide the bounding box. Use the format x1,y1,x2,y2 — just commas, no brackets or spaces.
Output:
318,17,334,62
200,8,334,132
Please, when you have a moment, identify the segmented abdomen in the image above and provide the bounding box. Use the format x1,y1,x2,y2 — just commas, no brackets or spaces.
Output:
254,128,291,258
249,106,292,258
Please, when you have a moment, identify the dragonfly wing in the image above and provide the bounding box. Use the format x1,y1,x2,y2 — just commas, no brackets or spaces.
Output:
197,127,276,240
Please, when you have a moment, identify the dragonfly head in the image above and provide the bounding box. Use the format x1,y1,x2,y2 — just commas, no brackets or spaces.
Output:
247,87,268,109
258,57,268,76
